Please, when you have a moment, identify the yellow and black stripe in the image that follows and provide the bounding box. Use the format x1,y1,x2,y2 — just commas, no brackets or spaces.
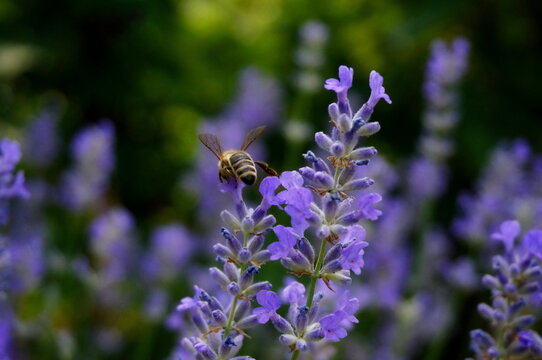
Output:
230,151,257,185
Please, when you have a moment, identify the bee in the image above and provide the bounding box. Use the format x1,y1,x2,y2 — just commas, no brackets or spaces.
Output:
199,125,278,186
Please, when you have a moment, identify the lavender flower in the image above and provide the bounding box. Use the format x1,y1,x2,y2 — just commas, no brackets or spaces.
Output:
23,103,60,168
89,208,137,284
0,139,29,225
61,121,115,211
454,140,542,245
408,37,470,200
172,65,390,360
142,223,193,283
469,220,542,360
0,138,28,360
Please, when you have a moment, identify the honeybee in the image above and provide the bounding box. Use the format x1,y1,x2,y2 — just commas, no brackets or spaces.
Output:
199,125,278,186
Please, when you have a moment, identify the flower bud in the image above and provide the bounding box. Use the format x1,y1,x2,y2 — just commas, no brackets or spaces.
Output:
194,342,217,360
296,238,315,264
219,336,238,358
315,132,333,152
321,259,342,273
221,228,242,254
295,306,309,330
209,267,230,288
337,113,351,132
323,244,342,264
244,281,272,295
328,103,340,121
254,216,275,233
240,266,259,289
252,250,271,264
212,310,228,326
298,166,316,181
238,248,251,263
512,315,536,330
279,334,298,346
213,244,232,258
272,315,295,334
314,171,334,188
350,146,377,160
330,142,345,157
248,235,265,253
241,217,255,234
324,269,352,286
342,177,374,192
316,225,331,239
234,299,251,321
224,262,240,282
358,121,380,136
221,210,240,230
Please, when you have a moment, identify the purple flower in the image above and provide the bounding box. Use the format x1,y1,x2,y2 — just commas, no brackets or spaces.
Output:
62,121,115,210
142,224,193,282
177,286,203,312
253,290,281,324
522,230,542,260
355,193,383,221
319,312,347,342
341,240,368,275
281,280,305,305
23,105,60,168
491,220,520,253
367,71,392,110
336,296,359,325
275,172,314,234
258,176,281,210
269,226,298,260
324,66,353,105
0,138,29,226
89,208,137,283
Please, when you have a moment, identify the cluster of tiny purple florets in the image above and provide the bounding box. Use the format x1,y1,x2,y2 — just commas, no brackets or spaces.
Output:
173,65,391,359
469,220,542,360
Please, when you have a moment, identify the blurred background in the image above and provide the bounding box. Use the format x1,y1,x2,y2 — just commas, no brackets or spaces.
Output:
1,0,542,359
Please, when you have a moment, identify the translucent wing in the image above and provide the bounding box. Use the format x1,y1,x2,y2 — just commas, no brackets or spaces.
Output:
240,125,266,151
198,133,224,159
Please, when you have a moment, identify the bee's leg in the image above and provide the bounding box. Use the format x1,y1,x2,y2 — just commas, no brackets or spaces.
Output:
255,161,279,177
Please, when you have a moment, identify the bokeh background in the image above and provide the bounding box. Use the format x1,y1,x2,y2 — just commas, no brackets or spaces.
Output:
1,0,542,359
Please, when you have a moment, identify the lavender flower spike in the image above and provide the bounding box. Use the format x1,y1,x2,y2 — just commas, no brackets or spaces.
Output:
469,220,542,359
324,65,354,114
173,65,389,360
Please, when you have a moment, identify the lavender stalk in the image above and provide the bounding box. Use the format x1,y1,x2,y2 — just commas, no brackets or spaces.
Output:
171,65,390,360
469,220,542,359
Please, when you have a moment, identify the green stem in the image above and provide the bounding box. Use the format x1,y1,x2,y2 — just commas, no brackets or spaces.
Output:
290,350,301,360
291,236,328,360
306,237,328,307
224,296,239,337
291,164,339,359
224,232,249,337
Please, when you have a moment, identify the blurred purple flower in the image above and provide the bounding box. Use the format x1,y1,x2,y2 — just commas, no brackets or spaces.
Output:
62,121,115,211
142,223,193,283
23,104,60,168
490,220,520,252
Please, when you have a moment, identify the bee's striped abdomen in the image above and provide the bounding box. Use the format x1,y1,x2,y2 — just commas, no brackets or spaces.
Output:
230,151,257,185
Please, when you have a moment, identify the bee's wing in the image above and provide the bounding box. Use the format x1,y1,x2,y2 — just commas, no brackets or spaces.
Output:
198,133,224,159
240,125,266,151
